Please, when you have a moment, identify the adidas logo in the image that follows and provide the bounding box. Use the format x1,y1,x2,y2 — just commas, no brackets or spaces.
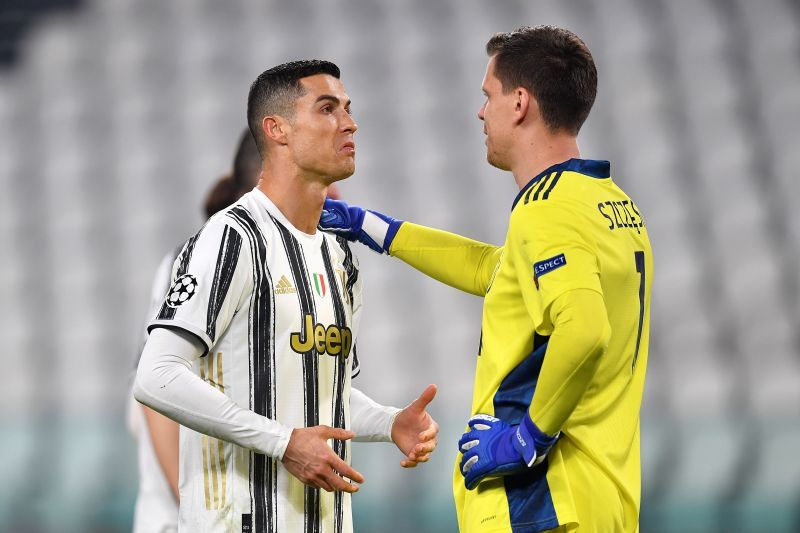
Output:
275,275,297,295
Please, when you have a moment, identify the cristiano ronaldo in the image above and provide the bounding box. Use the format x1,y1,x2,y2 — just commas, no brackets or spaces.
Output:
135,60,439,532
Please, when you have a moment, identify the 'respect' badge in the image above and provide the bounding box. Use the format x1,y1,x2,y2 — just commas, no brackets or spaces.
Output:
166,274,199,308
533,253,566,289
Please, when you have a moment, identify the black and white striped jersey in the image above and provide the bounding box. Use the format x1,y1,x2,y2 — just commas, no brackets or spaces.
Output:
148,188,362,533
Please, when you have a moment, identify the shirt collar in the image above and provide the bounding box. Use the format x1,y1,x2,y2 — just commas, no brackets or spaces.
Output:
511,158,610,210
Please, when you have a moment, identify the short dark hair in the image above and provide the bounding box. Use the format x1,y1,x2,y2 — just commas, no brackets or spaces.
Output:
203,175,238,219
203,129,262,219
232,128,260,191
247,60,341,155
486,26,597,135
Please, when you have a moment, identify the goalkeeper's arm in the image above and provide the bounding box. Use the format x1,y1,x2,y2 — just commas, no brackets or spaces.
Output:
389,222,502,297
527,288,611,434
320,199,502,296
458,288,610,490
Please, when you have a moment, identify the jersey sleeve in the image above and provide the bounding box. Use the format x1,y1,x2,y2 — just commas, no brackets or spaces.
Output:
143,249,180,340
509,202,602,332
132,248,181,370
389,222,503,297
148,219,253,355
527,289,610,434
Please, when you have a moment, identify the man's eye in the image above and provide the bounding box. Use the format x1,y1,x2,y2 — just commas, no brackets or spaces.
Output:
322,105,332,113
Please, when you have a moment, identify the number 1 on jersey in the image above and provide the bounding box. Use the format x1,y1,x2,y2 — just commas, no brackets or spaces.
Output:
632,251,646,371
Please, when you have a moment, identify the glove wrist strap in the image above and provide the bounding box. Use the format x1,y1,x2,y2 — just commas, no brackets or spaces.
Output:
361,211,403,254
513,414,559,467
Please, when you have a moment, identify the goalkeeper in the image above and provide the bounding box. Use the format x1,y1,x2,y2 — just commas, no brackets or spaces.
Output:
321,26,653,533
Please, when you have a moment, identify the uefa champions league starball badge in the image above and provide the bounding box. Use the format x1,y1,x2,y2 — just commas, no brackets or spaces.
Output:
166,274,198,308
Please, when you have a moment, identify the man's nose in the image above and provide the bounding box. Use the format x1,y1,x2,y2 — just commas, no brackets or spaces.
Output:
341,113,357,133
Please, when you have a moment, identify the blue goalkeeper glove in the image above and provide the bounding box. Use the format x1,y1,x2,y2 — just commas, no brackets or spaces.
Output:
458,413,559,490
319,198,404,254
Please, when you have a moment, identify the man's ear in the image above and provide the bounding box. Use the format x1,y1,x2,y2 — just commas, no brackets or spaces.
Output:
514,88,531,126
262,115,289,146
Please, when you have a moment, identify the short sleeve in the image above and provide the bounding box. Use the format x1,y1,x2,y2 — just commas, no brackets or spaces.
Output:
510,202,602,331
133,247,181,367
148,220,253,354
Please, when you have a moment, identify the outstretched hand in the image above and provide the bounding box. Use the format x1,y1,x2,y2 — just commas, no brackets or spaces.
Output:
281,425,365,493
391,384,440,468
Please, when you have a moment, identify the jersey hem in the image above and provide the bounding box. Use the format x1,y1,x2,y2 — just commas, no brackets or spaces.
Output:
467,518,568,533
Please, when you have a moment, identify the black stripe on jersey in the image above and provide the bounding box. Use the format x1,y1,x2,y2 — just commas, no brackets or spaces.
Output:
228,206,277,533
541,171,563,200
167,244,183,288
524,172,550,204
321,239,349,533
530,172,554,203
156,231,202,320
524,171,563,204
206,226,243,341
336,236,359,310
337,236,361,378
351,346,361,379
271,215,321,533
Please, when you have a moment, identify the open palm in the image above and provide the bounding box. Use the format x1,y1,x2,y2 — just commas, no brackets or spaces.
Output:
391,384,440,468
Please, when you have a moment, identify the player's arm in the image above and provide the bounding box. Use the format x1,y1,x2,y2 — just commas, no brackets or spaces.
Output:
512,203,611,433
137,248,182,502
459,203,610,489
320,199,502,296
135,327,364,493
525,289,609,433
138,221,364,493
391,223,503,296
350,385,439,468
142,406,180,501
340,249,440,467
135,328,292,458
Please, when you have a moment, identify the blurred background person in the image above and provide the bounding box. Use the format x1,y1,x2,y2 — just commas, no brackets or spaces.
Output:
128,129,262,533
0,1,798,532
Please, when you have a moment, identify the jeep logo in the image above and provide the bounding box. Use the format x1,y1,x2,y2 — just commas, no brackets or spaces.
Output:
290,313,352,360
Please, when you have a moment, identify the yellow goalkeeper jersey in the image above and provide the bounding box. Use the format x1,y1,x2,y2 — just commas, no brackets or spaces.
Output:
390,159,653,532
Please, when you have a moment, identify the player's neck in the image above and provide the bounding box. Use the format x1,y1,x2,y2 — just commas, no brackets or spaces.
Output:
257,165,328,235
509,132,580,190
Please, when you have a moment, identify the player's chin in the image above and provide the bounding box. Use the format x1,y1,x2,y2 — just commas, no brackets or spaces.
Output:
486,152,508,170
486,151,510,171
331,161,355,180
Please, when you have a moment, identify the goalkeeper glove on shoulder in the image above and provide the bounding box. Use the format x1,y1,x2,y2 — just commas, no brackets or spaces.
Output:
458,413,559,490
319,198,404,254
